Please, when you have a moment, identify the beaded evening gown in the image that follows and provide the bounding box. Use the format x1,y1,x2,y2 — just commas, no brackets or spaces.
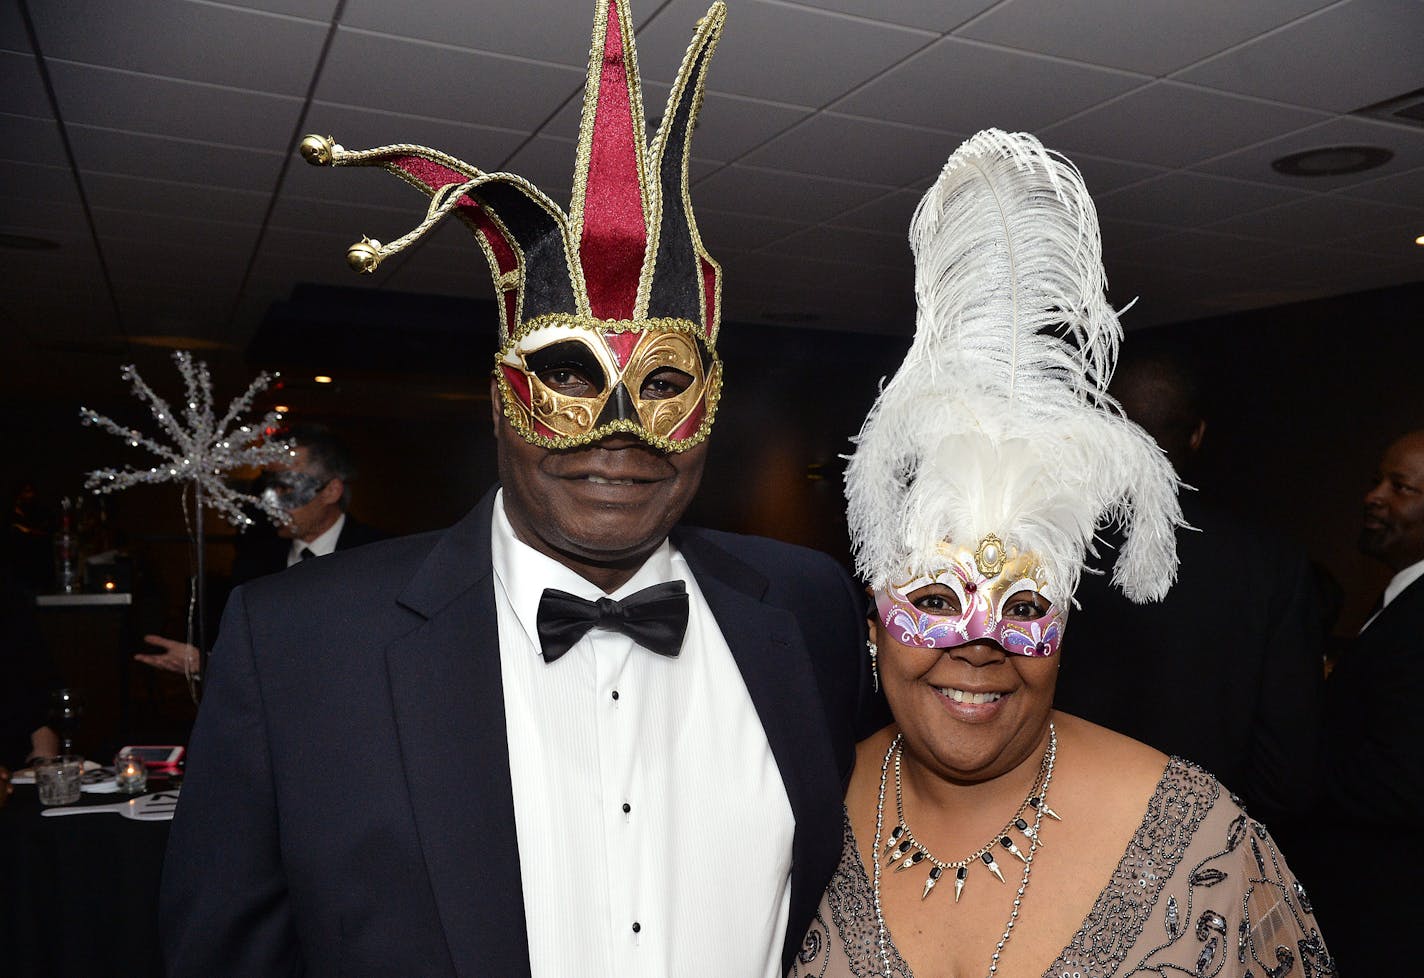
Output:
791,759,1333,978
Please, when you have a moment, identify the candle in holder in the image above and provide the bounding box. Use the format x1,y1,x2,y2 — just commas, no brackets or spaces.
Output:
114,750,148,794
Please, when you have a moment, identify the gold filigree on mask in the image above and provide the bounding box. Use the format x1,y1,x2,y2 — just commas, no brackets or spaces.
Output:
626,331,704,437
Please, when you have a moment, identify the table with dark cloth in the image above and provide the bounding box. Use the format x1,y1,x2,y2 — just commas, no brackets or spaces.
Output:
1,785,168,978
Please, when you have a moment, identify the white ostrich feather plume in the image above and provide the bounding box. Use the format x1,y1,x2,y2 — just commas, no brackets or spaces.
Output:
845,129,1182,602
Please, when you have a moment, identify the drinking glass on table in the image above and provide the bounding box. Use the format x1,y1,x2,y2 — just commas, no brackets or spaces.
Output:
36,755,83,806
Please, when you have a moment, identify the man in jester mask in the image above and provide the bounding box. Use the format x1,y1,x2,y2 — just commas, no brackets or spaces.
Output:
160,4,872,977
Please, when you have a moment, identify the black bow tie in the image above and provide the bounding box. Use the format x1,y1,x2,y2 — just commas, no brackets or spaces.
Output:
536,581,690,663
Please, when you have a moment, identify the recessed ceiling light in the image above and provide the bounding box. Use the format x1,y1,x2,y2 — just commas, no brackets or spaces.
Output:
0,233,60,250
1271,145,1393,177
274,405,290,413
314,375,333,384
1416,235,1424,246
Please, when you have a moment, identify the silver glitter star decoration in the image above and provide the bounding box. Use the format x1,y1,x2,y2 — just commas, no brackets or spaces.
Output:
79,351,295,528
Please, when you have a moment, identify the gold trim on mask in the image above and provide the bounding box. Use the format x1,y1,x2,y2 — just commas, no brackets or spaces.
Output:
510,312,707,345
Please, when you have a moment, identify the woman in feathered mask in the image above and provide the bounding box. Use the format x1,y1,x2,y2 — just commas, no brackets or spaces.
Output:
792,130,1331,978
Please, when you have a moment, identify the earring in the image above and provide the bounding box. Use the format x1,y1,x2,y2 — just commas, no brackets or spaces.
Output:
868,639,880,693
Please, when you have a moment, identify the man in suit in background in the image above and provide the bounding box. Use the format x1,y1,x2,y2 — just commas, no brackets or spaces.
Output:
135,423,385,674
1308,430,1424,972
160,3,871,975
1055,346,1323,825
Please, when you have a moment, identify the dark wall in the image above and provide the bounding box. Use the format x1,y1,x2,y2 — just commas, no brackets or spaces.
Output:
1133,282,1424,633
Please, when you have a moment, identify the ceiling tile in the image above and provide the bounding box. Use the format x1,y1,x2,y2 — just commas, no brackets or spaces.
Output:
29,0,329,95
247,251,378,290
282,159,427,211
66,125,284,192
82,172,270,225
1099,218,1176,246
2,50,49,117
48,62,303,149
1040,81,1327,167
0,1,28,53
1338,165,1424,211
790,0,999,32
829,189,922,235
692,164,890,222
694,207,804,252
1070,152,1166,195
341,0,628,67
91,208,264,255
636,0,932,106
958,0,1336,75
501,135,580,192
7,240,108,290
544,86,812,163
723,250,912,295
1337,222,1424,261
657,90,811,163
1194,116,1424,191
0,162,79,207
0,196,86,235
0,112,67,167
268,194,408,239
303,101,528,166
316,29,584,131
742,113,969,186
1103,228,1298,273
1094,172,1309,228
259,223,376,261
1175,0,1424,112
1225,245,1398,286
833,35,1145,133
217,0,339,19
1204,193,1409,242
105,249,249,296
763,225,910,269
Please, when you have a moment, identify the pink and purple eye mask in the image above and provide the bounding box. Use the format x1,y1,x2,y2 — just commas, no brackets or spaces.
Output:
874,557,1066,658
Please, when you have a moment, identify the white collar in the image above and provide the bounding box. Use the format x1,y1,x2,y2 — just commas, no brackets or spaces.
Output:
1384,555,1424,609
290,511,346,564
490,489,679,656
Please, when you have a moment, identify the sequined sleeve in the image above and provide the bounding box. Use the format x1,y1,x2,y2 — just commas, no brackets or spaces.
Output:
1047,759,1333,978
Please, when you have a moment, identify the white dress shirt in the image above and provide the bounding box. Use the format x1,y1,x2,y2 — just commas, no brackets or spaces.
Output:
491,491,794,978
1361,555,1424,632
285,512,345,567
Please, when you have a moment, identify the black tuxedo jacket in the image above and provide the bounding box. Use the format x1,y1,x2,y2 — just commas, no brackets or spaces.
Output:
162,490,870,977
230,514,388,586
1304,572,1424,973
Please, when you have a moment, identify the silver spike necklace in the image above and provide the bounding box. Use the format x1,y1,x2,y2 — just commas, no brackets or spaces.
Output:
871,722,1060,977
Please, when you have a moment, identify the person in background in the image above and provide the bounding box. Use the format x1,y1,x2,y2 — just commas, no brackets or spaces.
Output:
1305,429,1424,974
135,423,385,674
159,3,872,975
1053,345,1323,825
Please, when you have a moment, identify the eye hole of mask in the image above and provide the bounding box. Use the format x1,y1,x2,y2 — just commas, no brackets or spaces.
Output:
908,584,963,617
1002,589,1050,621
641,367,695,400
525,340,607,396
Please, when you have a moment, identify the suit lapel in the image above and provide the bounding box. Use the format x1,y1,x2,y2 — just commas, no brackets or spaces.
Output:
675,529,842,973
385,490,532,978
